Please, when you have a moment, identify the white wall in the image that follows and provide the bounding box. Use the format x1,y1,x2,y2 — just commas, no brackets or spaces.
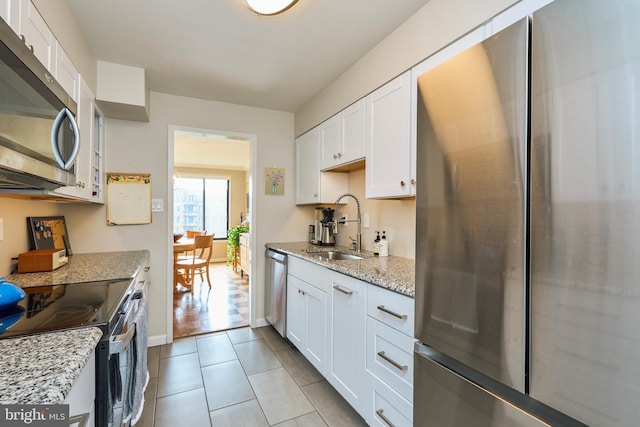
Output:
59,92,310,343
295,0,521,136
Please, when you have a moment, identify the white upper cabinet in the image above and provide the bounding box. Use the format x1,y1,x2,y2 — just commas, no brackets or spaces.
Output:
19,0,53,70
320,99,366,171
296,126,348,205
365,71,415,198
0,0,20,34
53,40,78,102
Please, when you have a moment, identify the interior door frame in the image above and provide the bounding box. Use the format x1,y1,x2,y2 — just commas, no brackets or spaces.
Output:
166,124,257,343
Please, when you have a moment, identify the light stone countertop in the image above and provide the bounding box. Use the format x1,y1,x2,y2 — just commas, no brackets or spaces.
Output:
0,327,102,404
5,250,150,288
266,242,415,298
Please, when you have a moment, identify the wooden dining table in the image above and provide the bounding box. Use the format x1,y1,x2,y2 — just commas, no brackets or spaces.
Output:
173,237,195,290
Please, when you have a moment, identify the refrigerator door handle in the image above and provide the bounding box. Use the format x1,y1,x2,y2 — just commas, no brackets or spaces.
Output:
377,351,408,372
375,409,396,427
376,305,407,320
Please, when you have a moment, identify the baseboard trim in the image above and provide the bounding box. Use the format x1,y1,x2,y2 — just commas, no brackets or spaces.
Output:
254,318,269,328
148,334,167,347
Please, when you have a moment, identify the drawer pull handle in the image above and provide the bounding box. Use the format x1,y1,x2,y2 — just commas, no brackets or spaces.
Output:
377,305,407,320
333,285,353,295
376,409,395,427
377,351,408,372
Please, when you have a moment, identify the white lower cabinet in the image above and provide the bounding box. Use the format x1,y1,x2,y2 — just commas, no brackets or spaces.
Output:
364,286,415,426
286,260,328,375
367,375,413,427
327,272,366,415
64,350,95,427
285,256,415,425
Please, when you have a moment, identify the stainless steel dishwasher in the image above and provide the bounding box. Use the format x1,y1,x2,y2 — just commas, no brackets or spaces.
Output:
265,248,287,337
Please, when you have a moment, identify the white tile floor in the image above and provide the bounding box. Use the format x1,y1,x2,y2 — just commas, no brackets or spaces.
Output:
137,326,368,427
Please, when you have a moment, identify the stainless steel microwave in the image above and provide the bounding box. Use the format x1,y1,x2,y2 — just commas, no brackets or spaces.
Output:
0,16,79,190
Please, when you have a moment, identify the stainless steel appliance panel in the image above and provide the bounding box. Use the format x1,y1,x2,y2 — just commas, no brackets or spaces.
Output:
265,249,287,336
414,344,550,427
415,19,528,391
530,1,640,425
0,16,78,190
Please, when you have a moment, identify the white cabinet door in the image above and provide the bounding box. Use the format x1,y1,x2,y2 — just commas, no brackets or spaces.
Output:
319,114,342,170
20,0,53,70
286,274,306,349
304,281,327,375
340,98,366,164
320,99,366,171
296,127,348,205
286,273,327,375
365,71,414,198
296,128,320,204
327,272,366,415
0,0,20,34
54,41,78,102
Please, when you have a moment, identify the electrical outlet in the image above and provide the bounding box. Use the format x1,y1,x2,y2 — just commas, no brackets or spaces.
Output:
363,213,370,228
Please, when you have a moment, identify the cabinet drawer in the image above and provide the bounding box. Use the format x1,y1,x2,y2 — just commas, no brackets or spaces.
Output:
367,285,414,336
288,256,329,291
367,317,415,403
369,375,412,427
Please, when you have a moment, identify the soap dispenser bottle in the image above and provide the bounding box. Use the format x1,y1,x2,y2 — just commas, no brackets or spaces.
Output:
379,231,389,257
373,231,380,256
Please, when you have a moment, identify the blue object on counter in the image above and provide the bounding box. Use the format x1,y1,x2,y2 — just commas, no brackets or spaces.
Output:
0,280,26,312
0,305,25,334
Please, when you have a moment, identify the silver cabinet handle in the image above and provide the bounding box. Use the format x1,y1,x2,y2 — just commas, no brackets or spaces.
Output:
376,409,395,427
400,180,406,186
333,285,353,295
411,178,416,185
337,152,342,158
377,305,407,320
333,154,338,159
377,351,408,372
298,289,306,295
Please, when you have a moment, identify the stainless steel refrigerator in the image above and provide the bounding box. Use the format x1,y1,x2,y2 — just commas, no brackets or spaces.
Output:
414,0,640,425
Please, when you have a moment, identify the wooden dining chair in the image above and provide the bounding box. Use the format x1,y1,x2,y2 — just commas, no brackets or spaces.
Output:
175,234,215,290
178,230,206,261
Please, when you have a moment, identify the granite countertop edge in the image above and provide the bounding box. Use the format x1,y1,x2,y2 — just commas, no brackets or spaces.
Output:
266,242,415,298
0,327,102,404
6,250,150,288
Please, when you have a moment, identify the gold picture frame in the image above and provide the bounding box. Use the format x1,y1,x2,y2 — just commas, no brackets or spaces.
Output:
265,167,284,195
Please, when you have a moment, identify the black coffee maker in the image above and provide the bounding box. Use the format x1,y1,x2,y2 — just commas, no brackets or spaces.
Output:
319,208,336,246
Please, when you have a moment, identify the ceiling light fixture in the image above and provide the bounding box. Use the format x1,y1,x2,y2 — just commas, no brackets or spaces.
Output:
242,0,299,16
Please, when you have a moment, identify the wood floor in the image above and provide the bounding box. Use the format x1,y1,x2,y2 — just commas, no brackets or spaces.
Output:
173,262,249,338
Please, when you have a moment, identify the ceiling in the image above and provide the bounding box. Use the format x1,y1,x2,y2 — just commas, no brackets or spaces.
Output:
66,0,430,170
66,0,431,113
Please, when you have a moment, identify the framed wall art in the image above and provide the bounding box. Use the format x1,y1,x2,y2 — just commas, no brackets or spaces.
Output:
265,167,284,195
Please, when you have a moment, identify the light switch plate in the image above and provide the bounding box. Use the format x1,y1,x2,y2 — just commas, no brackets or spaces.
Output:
363,213,370,228
0,218,3,240
151,199,164,212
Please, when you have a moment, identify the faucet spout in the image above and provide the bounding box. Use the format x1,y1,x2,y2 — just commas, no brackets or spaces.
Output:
335,193,362,253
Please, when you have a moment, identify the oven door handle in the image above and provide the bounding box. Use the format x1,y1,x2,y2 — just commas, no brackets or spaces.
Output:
109,324,136,355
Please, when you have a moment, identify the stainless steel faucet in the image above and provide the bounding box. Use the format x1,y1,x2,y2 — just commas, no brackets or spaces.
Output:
335,193,362,253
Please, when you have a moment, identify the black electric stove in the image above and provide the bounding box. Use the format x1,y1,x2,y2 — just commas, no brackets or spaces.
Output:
0,279,134,340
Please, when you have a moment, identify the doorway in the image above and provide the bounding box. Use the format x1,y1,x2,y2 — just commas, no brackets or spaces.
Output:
168,126,255,340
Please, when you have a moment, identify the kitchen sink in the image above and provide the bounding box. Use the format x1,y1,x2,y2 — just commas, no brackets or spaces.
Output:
311,251,364,261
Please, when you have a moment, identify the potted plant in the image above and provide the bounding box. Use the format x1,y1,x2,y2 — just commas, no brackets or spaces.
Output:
227,224,249,266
